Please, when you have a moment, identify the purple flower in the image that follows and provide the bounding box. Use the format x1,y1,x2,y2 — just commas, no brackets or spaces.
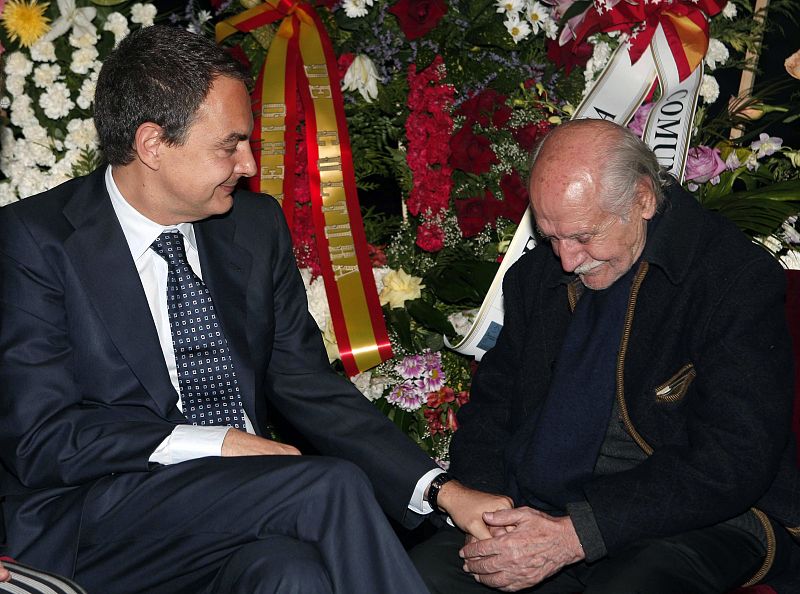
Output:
386,381,425,411
396,354,425,379
685,146,727,184
750,133,782,158
627,102,654,138
418,364,446,392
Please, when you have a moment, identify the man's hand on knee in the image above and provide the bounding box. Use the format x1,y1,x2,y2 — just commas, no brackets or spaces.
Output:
222,429,301,456
434,480,513,540
0,561,10,582
459,507,585,591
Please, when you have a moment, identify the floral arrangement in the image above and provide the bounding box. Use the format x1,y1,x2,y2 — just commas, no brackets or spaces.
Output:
0,0,158,203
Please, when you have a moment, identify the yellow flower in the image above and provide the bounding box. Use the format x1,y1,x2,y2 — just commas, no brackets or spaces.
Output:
1,0,51,47
379,269,425,309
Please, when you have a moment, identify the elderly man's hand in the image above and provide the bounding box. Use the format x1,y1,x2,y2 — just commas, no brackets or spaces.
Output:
0,561,10,582
435,480,514,540
459,507,585,592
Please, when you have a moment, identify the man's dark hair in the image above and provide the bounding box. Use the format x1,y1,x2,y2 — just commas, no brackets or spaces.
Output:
94,25,252,165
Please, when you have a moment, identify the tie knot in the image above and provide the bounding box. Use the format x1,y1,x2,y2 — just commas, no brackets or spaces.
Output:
151,231,187,268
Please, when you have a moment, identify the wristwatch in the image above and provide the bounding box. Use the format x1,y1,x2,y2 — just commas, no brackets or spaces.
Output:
427,472,453,513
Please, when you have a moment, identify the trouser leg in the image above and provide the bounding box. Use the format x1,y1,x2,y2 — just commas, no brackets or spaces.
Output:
74,455,428,594
0,560,88,594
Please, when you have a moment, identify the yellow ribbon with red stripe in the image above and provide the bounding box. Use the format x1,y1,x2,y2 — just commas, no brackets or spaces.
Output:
217,0,393,375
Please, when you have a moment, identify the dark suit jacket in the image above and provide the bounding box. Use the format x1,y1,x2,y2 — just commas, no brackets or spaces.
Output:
0,168,436,577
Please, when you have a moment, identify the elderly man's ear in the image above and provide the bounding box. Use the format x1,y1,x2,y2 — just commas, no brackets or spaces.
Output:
134,122,167,171
636,178,658,220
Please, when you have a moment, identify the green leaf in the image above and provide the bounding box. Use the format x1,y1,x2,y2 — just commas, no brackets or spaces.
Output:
406,299,457,337
385,307,414,351
424,260,500,305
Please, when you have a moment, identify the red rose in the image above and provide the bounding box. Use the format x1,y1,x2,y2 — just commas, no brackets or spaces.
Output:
498,172,529,223
368,243,388,267
455,192,497,238
389,0,447,40
512,120,551,152
458,89,510,128
546,38,592,75
416,222,445,252
448,126,498,174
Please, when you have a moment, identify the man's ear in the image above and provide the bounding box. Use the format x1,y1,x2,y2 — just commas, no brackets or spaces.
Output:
134,122,166,171
636,178,658,221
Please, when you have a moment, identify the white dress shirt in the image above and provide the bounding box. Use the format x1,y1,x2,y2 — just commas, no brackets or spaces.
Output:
105,166,441,512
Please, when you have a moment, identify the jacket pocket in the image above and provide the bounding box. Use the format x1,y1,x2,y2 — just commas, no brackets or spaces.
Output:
654,363,696,403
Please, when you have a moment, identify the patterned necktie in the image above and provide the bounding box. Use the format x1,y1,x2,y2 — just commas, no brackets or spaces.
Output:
151,231,246,429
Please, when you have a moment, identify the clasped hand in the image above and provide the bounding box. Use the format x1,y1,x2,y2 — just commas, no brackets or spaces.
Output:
459,507,585,592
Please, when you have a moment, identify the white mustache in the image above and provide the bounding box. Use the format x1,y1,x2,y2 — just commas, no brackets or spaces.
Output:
575,261,603,275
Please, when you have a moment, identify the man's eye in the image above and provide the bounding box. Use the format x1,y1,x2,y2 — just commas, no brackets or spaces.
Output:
577,235,592,244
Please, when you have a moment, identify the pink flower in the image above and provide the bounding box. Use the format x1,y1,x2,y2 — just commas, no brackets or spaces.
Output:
685,146,726,184
627,102,654,138
387,381,425,411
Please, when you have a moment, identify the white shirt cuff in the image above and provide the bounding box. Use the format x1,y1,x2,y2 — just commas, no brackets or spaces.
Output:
408,467,447,515
149,425,231,465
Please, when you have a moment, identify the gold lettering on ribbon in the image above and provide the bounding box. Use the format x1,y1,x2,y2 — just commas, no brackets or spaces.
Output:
329,244,356,261
318,155,342,172
317,130,340,146
262,125,287,132
322,200,347,214
261,165,285,179
263,141,286,156
309,85,332,99
262,103,286,118
304,63,327,78
324,223,352,239
333,264,359,281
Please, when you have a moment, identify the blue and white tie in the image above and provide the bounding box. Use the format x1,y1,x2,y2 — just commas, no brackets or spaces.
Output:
151,231,246,429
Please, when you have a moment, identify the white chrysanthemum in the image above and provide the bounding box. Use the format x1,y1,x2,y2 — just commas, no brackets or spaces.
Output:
0,182,19,207
342,0,372,18
65,118,98,150
103,12,130,43
77,72,99,109
504,13,532,43
704,38,729,70
496,0,523,14
351,370,390,401
699,74,720,104
24,138,58,168
30,40,57,62
448,309,478,338
39,82,76,120
371,267,390,294
70,46,99,74
0,128,15,159
22,124,48,142
15,168,50,199
10,97,40,128
4,52,33,77
584,40,612,88
722,1,737,18
542,16,558,40
130,3,157,26
342,54,379,103
525,1,551,35
33,63,62,89
69,30,98,48
5,75,27,97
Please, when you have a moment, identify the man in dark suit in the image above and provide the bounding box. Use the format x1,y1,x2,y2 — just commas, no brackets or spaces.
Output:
0,25,510,594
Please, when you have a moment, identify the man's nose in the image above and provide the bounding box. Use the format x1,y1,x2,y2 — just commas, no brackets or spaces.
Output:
554,240,585,273
237,144,257,178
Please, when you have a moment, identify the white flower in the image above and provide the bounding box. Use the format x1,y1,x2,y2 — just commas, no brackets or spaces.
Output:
30,40,57,62
69,29,98,48
4,52,33,77
496,0,524,15
103,12,130,43
699,74,719,104
542,17,558,40
744,152,759,171
71,46,99,74
130,3,157,27
584,39,612,88
0,182,19,207
5,76,27,97
525,1,551,36
704,39,729,70
39,82,75,120
448,309,478,338
33,64,62,89
504,13,532,43
65,118,98,150
10,96,40,128
379,269,425,309
22,124,48,142
750,132,783,158
197,9,212,24
342,55,379,103
725,151,742,170
16,169,50,199
42,0,97,43
342,0,372,18
77,71,99,109
351,370,390,401
722,1,737,18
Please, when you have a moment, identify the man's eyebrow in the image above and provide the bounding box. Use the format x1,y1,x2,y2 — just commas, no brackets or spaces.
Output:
216,132,249,146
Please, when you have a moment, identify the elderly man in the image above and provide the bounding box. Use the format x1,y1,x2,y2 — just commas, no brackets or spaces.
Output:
411,119,800,593
0,25,510,594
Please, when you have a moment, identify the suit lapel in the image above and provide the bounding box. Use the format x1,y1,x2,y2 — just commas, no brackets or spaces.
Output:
194,216,257,427
61,170,181,419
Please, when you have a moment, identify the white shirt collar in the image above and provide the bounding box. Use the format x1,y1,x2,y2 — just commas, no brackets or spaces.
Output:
105,165,197,261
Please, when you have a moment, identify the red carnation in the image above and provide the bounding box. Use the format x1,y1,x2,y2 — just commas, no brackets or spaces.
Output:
368,243,388,267
389,0,447,40
448,126,498,175
512,120,551,152
499,172,529,223
455,192,497,238
458,89,509,128
416,222,445,252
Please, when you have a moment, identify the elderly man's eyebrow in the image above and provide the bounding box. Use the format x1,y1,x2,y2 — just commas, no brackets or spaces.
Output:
216,132,250,146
